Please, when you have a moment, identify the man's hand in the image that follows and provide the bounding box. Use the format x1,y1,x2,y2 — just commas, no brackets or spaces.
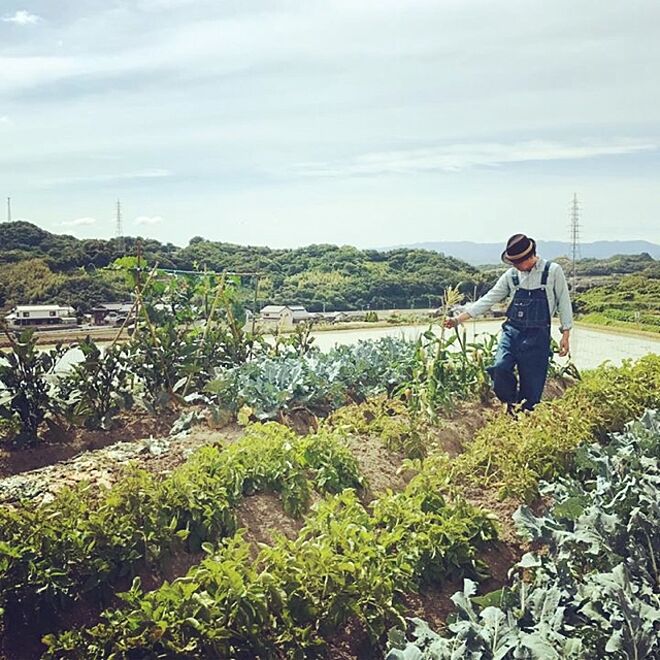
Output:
559,332,570,357
443,311,471,329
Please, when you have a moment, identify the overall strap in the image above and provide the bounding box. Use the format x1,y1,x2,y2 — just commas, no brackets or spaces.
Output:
511,270,519,287
541,261,551,286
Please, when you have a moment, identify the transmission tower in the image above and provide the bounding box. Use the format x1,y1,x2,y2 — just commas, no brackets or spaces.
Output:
115,199,125,253
6,197,11,222
569,193,581,291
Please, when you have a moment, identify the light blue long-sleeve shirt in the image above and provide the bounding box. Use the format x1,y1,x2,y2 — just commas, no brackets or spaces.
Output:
464,258,574,331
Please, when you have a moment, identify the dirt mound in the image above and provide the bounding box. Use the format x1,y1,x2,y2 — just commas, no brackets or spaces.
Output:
235,492,305,553
0,408,179,479
343,435,410,500
0,422,241,506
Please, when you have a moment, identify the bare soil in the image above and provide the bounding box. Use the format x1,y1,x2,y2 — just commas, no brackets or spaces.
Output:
428,396,500,456
235,492,305,552
0,408,179,479
344,434,410,500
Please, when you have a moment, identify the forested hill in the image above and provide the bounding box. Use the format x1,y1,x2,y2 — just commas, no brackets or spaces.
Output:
394,240,660,264
0,222,491,313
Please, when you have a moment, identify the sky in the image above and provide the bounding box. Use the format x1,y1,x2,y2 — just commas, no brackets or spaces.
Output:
1,0,659,249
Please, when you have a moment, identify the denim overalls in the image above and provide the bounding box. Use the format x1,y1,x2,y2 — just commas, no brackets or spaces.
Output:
486,261,552,411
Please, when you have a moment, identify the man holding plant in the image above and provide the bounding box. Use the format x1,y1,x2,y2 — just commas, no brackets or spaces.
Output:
444,233,573,411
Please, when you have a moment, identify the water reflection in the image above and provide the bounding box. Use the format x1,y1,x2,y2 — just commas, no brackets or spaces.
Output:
310,321,659,371
50,321,658,373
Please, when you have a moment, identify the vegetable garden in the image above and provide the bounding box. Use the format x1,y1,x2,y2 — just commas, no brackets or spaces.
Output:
0,271,658,659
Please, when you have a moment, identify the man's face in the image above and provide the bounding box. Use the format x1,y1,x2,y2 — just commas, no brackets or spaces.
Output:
512,255,537,272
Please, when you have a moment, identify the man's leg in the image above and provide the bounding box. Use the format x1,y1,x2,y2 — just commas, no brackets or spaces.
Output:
517,329,551,411
486,325,519,406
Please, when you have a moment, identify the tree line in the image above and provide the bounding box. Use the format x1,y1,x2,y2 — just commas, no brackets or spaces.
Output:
0,222,493,313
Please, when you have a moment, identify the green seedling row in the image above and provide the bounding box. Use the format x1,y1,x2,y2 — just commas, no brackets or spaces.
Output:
0,423,363,621
407,354,660,500
45,488,496,658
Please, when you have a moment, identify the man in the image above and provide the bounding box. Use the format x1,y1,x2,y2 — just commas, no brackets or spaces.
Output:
445,233,573,411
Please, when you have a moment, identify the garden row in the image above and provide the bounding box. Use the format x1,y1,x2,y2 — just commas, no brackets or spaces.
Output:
39,354,660,658
45,480,496,658
0,312,501,448
0,424,363,631
336,354,659,499
388,408,660,659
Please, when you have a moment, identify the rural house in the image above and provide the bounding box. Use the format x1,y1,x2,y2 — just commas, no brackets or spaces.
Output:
5,304,77,328
90,302,135,326
259,305,312,327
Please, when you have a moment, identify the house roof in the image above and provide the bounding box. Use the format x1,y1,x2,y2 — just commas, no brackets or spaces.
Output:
91,302,133,313
260,305,291,314
12,305,75,313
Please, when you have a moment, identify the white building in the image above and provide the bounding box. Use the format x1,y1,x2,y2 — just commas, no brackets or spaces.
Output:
259,305,312,327
288,305,313,323
5,305,78,328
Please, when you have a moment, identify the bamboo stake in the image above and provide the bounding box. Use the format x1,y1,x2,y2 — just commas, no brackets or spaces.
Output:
181,274,227,397
109,264,159,349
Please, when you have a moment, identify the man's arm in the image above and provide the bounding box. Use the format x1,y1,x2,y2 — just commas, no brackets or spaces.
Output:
554,265,573,357
446,271,511,326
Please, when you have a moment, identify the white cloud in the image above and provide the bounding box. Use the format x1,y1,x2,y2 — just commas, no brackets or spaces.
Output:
134,215,163,225
2,10,41,25
291,140,657,178
0,56,76,91
42,169,172,186
61,217,97,226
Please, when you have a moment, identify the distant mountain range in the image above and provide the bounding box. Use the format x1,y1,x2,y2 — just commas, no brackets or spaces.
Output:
387,241,660,265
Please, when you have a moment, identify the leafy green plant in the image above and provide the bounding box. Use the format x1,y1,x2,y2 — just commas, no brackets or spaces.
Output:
271,320,317,357
207,331,499,426
207,336,420,422
44,488,495,658
118,269,266,408
0,328,67,445
387,409,660,660
399,288,498,422
59,337,133,429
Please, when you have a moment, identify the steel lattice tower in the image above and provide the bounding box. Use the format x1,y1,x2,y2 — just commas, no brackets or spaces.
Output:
569,193,581,291
115,199,125,253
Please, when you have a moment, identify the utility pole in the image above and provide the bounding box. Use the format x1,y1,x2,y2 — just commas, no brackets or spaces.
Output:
136,238,143,289
569,193,581,292
6,197,11,222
